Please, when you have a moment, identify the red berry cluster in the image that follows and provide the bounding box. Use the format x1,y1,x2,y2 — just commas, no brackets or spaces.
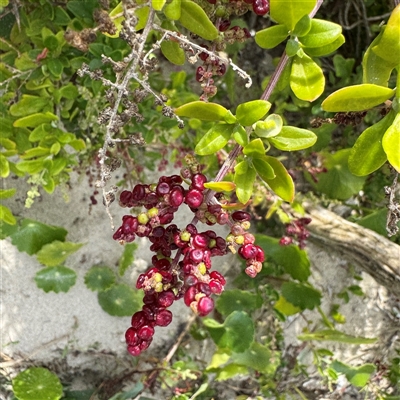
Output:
279,217,312,249
114,169,265,356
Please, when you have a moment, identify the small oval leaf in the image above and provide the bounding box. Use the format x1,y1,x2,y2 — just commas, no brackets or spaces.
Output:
84,266,116,292
232,124,249,146
269,126,317,150
243,138,265,156
175,101,229,121
236,100,271,126
234,163,256,204
270,0,316,31
160,40,185,65
203,181,236,192
195,123,234,155
255,25,289,49
322,84,395,112
304,34,345,57
263,156,295,202
164,0,181,20
382,113,400,173
252,156,276,181
13,112,58,128
299,19,342,48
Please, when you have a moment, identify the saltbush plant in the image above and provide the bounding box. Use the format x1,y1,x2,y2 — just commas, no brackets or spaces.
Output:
1,0,399,398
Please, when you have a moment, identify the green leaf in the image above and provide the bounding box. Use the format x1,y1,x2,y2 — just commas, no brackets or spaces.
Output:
292,14,312,37
84,266,116,291
118,242,138,276
232,124,248,146
314,149,366,200
255,25,289,49
12,367,63,400
274,295,301,316
270,0,316,31
0,188,16,200
195,123,234,155
214,364,249,381
281,282,321,310
234,160,248,175
255,234,310,281
234,163,256,204
36,241,84,267
243,138,265,156
16,159,46,174
304,34,345,57
179,1,219,41
262,156,295,202
207,349,231,369
9,95,49,117
20,147,51,159
269,126,317,151
254,114,283,138
348,110,396,176
175,101,230,121
0,154,10,177
285,38,301,57
322,84,395,112
164,0,181,20
235,100,271,126
232,342,278,374
29,124,51,142
204,311,254,353
216,289,262,316
97,284,142,316
35,266,77,293
160,39,185,65
134,6,150,31
290,54,325,101
152,0,166,10
59,83,78,99
299,19,342,48
13,112,58,128
203,181,236,192
298,330,377,345
0,204,16,225
8,218,67,255
357,209,388,236
331,361,376,387
382,113,400,173
252,155,276,181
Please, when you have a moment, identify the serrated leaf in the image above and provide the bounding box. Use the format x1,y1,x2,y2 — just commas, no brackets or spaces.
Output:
232,124,248,146
35,266,77,293
322,84,395,112
382,113,400,173
269,126,317,151
13,112,58,128
262,156,295,202
0,204,16,225
195,123,234,155
290,54,325,101
255,234,310,281
270,0,316,31
331,361,376,387
36,241,84,267
304,34,345,57
12,367,63,400
348,110,396,176
255,24,289,49
234,163,256,204
118,242,138,276
9,218,67,255
203,181,236,192
281,282,321,310
235,100,271,126
216,289,262,316
252,155,275,181
232,342,278,374
175,101,229,121
299,19,342,48
243,138,265,156
179,1,218,41
298,330,377,344
85,266,116,291
97,284,142,316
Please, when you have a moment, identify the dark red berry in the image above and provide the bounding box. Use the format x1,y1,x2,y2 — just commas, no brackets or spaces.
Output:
170,185,184,207
196,66,205,82
155,309,173,326
253,0,269,15
125,327,139,345
191,173,207,191
131,311,146,329
238,243,258,260
185,189,204,208
120,190,133,206
198,296,214,316
132,184,146,201
138,325,155,340
219,20,231,32
232,211,251,222
156,181,170,196
157,290,175,307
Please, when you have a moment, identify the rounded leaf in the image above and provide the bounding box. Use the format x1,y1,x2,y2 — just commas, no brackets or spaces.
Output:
232,124,249,146
252,156,276,181
36,241,84,267
255,24,289,49
10,95,49,117
270,0,316,30
97,284,141,316
322,84,395,112
12,367,63,400
304,34,345,57
292,14,312,37
175,101,229,121
269,126,317,150
254,113,283,138
290,54,325,101
160,40,185,65
234,163,256,204
236,100,271,126
299,19,342,48
35,266,77,293
243,138,265,156
164,0,181,20
85,266,116,292
195,123,234,155
382,114,400,173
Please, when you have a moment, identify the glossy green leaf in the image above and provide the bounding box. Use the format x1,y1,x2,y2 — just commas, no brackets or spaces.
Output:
216,289,262,316
179,1,219,41
12,367,63,400
8,218,67,255
254,114,283,138
13,112,58,128
252,155,276,181
281,282,321,310
234,163,256,204
195,123,234,155
10,95,49,117
299,19,341,48
204,311,254,353
270,0,316,30
290,54,325,101
118,242,138,276
322,84,395,112
175,101,229,121
292,14,311,37
304,34,345,57
243,138,265,156
255,24,289,49
232,124,248,146
235,100,271,126
152,0,166,10
35,266,77,293
298,330,377,344
203,181,236,192
234,160,248,175
36,240,84,267
348,110,396,176
97,284,142,316
331,361,376,387
255,234,310,281
134,6,150,32
0,154,9,178
269,126,317,150
160,20,185,65
164,0,181,19
84,266,116,292
261,156,294,202
382,113,400,173
0,204,16,225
